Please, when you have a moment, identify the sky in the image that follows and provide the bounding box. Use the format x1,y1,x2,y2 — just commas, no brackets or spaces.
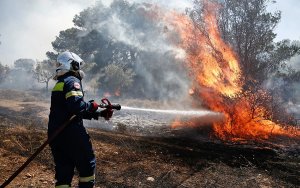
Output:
0,0,299,66
268,0,300,42
0,0,96,65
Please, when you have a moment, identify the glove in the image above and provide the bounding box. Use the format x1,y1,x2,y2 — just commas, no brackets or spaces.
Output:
90,110,101,120
100,109,113,120
89,100,99,112
90,109,113,120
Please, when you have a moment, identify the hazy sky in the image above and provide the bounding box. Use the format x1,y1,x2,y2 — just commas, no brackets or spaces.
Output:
268,0,300,42
0,0,96,65
0,0,299,66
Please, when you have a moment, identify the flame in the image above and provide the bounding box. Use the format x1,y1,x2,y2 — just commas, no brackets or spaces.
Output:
168,1,299,140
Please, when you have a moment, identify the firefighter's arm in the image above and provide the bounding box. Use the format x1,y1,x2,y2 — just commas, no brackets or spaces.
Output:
64,77,94,118
64,77,112,120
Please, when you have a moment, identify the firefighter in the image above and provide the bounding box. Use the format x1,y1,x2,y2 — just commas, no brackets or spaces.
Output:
48,51,112,188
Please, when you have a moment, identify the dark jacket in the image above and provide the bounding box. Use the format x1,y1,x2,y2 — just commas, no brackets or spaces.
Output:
48,72,93,135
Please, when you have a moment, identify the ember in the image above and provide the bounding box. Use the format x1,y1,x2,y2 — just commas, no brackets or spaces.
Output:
168,1,300,140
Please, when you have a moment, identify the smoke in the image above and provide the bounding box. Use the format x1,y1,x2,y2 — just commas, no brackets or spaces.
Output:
0,0,194,102
285,81,300,117
80,0,193,101
0,59,55,90
86,1,191,53
1,69,37,90
264,54,300,120
288,54,300,71
287,54,300,106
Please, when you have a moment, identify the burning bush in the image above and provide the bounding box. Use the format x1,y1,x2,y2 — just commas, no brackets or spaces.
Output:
168,0,300,140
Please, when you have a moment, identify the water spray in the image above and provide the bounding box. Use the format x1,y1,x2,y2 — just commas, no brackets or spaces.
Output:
121,106,219,116
118,106,225,129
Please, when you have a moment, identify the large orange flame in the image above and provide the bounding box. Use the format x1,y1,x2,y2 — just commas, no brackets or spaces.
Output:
167,1,299,140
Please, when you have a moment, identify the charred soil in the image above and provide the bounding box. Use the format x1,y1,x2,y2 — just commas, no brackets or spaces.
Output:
0,89,299,188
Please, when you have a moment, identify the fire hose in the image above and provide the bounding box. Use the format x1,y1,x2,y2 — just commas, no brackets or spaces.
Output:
0,98,121,188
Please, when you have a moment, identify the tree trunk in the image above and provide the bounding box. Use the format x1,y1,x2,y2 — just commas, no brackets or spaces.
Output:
46,81,49,91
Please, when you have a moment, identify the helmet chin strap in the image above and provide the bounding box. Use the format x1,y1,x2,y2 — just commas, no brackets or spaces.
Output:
53,69,69,80
71,70,85,80
79,70,85,79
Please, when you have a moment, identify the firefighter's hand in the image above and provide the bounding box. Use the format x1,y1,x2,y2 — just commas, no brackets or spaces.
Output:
100,109,113,120
89,100,99,112
90,109,113,120
90,110,101,120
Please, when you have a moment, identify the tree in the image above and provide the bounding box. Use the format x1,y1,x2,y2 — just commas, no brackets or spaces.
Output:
47,0,192,99
188,0,300,126
46,51,58,61
33,60,55,91
14,59,35,72
216,0,300,86
46,1,140,96
0,62,9,83
100,63,135,96
51,28,81,54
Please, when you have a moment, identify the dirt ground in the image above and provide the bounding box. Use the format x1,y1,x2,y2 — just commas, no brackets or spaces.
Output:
0,89,299,188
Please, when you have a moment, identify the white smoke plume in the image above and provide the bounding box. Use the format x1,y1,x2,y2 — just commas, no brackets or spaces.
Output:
0,0,194,102
78,0,194,101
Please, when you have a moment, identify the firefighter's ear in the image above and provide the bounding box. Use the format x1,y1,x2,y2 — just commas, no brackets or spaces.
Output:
71,61,80,71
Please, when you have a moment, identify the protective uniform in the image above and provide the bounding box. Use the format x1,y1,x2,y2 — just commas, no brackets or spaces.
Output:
48,51,107,188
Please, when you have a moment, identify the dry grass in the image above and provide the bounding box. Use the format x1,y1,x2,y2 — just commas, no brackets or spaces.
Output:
0,89,299,187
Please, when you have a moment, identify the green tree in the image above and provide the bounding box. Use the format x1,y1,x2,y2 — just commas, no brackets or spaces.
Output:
100,63,135,96
51,28,81,54
46,1,139,96
47,1,137,68
216,0,300,86
14,58,35,72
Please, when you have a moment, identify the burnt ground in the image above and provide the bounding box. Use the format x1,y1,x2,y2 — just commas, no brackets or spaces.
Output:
0,89,299,188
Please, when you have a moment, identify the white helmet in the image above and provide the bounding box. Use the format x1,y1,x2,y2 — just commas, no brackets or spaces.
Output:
54,51,85,79
56,51,84,71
